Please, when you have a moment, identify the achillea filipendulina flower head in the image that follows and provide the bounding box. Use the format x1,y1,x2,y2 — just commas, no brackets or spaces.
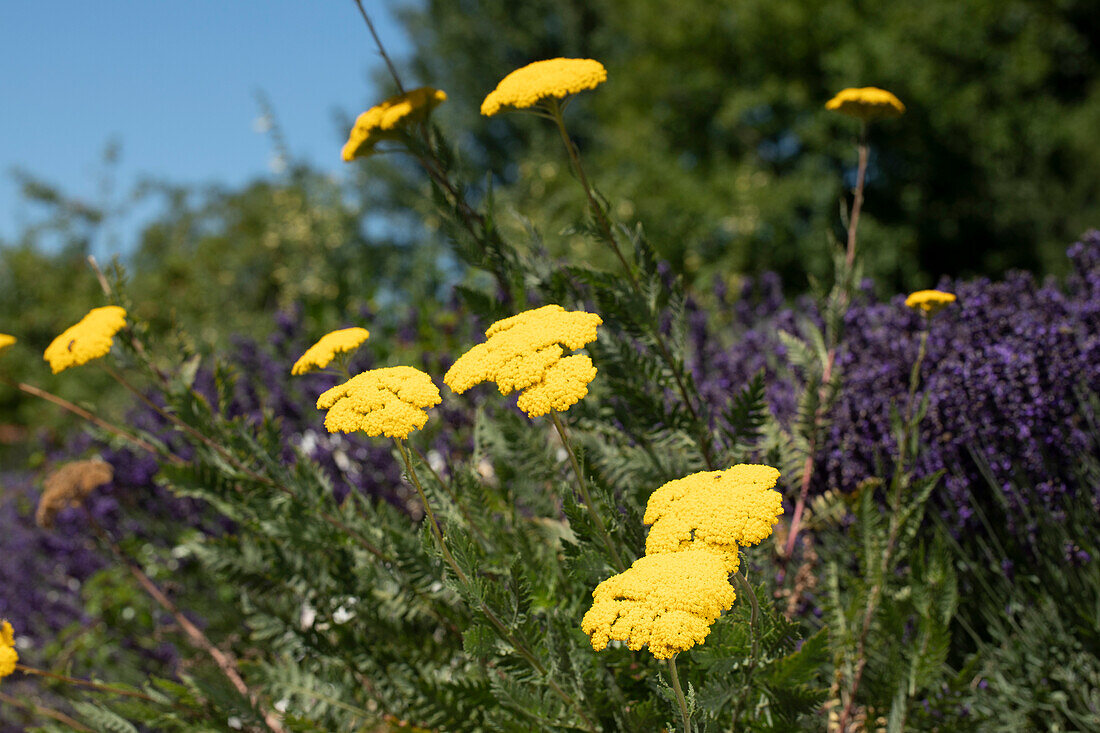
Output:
36,459,114,529
44,306,127,374
825,87,905,121
514,354,597,418
0,334,15,355
316,366,441,439
443,305,602,417
342,87,447,161
291,327,371,375
905,289,957,317
481,58,607,116
0,620,16,680
581,550,736,659
643,465,783,571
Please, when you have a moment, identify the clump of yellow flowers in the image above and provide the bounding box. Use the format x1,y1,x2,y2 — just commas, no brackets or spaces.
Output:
905,289,957,317
445,305,601,417
644,465,783,572
582,465,783,659
582,550,736,659
0,333,15,352
481,58,607,116
291,327,371,375
316,366,441,439
342,86,447,161
0,619,17,681
43,306,127,374
825,87,905,121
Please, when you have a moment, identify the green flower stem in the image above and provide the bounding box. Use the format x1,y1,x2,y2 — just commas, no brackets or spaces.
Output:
547,100,717,471
845,121,870,269
550,411,626,572
785,122,869,563
547,99,638,288
410,442,490,547
667,655,692,733
394,438,597,733
732,571,761,663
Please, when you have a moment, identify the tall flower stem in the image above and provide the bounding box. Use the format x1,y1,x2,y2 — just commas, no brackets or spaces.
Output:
394,438,596,733
667,654,692,733
550,411,626,571
784,121,870,562
547,100,716,471
732,571,761,663
547,100,637,288
845,122,870,270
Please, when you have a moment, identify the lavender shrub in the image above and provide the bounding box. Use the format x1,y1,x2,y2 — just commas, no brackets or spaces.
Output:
694,231,1100,536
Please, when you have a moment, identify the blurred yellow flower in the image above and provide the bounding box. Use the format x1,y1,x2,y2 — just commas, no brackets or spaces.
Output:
291,327,371,375
316,366,441,439
643,465,783,571
0,619,17,680
905,289,957,316
342,87,447,161
0,334,15,354
444,305,601,417
44,306,127,374
481,58,607,116
825,87,905,121
581,550,736,659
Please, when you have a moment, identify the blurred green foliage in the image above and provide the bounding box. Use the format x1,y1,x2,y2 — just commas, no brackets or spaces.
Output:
397,0,1100,289
0,158,451,453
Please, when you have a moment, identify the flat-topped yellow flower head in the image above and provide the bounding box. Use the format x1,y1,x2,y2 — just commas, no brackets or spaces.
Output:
317,366,441,439
643,465,784,571
342,87,447,161
0,334,15,355
581,550,736,659
481,58,607,116
444,305,602,417
826,87,905,121
0,619,17,680
905,289,957,317
44,306,127,374
291,327,371,375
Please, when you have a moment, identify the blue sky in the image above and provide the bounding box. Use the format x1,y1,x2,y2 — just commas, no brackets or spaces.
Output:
0,1,413,250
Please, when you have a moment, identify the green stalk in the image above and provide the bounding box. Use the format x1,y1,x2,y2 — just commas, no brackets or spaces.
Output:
550,411,626,571
667,655,692,733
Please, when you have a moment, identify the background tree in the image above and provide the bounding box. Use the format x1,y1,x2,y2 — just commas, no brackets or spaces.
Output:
395,0,1100,289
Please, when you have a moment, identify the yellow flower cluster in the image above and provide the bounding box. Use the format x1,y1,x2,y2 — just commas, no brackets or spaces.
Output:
583,464,783,658
444,305,601,417
317,366,441,439
342,87,447,161
43,306,127,374
291,327,371,375
905,289,957,317
481,58,607,116
825,87,905,121
0,620,17,681
643,465,784,572
0,333,15,354
581,550,736,659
